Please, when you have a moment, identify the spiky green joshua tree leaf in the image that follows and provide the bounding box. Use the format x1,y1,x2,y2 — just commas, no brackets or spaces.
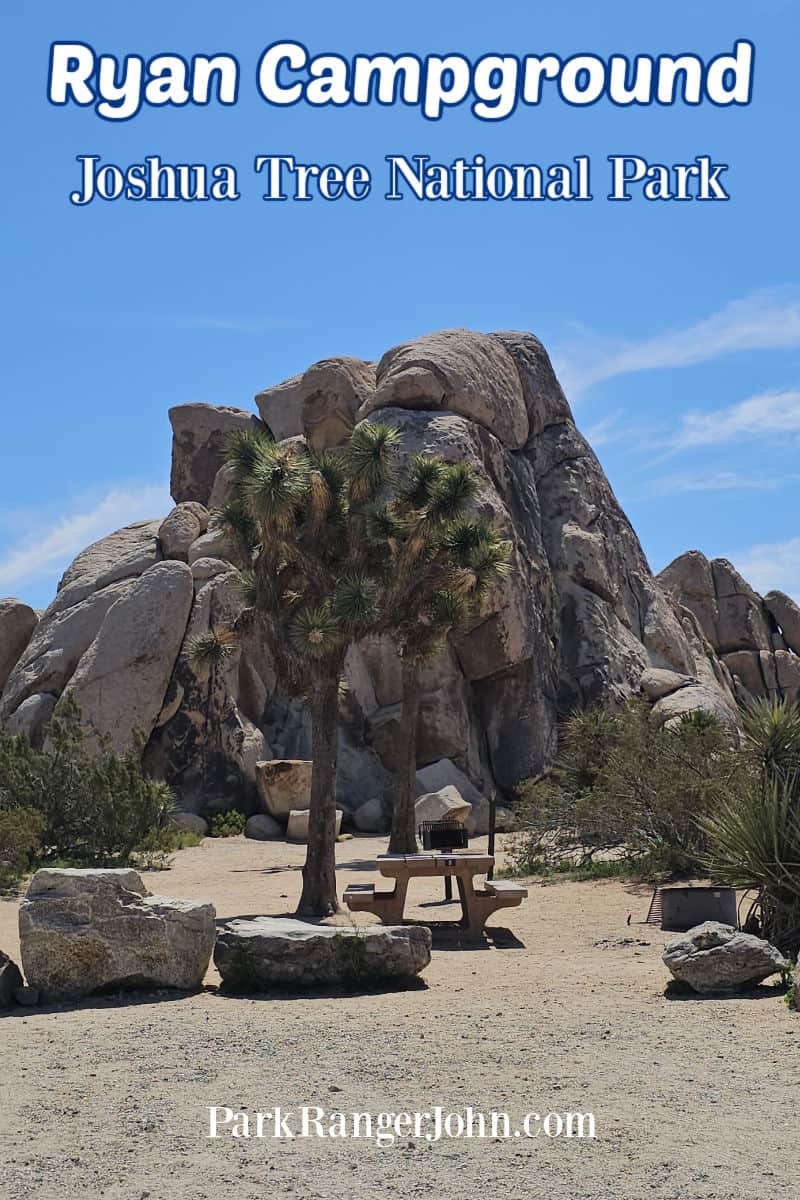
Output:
345,421,401,503
185,628,240,671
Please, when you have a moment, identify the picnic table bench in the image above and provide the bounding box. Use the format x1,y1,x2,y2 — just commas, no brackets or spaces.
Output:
344,852,527,937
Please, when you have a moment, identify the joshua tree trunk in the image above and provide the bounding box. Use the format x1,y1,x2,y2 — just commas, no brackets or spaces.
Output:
389,656,421,854
297,670,341,917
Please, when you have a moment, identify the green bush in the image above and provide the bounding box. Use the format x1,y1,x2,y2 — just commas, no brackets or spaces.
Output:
210,810,246,838
510,699,741,878
0,696,174,866
0,806,46,889
131,826,205,871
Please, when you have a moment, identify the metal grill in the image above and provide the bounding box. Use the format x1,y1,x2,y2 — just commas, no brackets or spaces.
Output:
418,820,469,851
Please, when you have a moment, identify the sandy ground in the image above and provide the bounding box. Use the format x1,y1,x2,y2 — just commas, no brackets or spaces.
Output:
0,834,796,1200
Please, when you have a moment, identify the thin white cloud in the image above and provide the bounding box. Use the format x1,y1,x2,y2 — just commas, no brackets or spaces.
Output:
554,287,800,398
668,390,800,451
649,470,800,496
726,537,800,605
581,412,625,447
0,482,171,598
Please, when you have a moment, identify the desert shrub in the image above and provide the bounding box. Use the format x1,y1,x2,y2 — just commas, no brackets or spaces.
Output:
131,826,205,870
511,699,740,877
702,699,800,956
210,810,246,838
0,696,174,866
0,806,46,871
0,806,47,889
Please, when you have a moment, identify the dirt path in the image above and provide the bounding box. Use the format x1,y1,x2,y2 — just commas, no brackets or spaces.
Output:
1,835,795,1199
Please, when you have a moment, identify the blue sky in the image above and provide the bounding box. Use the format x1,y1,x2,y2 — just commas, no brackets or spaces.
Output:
1,0,798,608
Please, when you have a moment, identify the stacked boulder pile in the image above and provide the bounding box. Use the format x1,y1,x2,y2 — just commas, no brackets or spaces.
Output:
658,551,800,708
0,328,793,830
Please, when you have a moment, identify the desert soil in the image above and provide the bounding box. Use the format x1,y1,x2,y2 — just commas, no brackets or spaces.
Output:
0,834,795,1200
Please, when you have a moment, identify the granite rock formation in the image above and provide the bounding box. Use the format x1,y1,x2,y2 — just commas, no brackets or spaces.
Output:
1,328,792,826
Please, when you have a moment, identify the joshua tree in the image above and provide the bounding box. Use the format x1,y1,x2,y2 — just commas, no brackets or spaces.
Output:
204,421,400,916
195,420,509,902
366,455,512,853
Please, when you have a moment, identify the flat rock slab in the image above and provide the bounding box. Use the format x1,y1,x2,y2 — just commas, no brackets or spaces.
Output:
214,917,431,990
663,921,788,995
19,868,216,1000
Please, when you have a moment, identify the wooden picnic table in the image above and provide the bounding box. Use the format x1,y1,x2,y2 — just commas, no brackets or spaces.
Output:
343,850,527,936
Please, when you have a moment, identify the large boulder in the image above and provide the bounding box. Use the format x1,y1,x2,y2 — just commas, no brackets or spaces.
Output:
351,795,389,834
774,650,800,704
0,599,38,693
1,577,137,721
19,868,215,1000
359,329,529,449
640,667,697,701
143,569,268,811
255,760,313,819
286,808,343,842
712,559,773,654
415,758,489,835
0,522,164,724
764,590,800,657
3,692,56,747
650,682,742,734
255,357,375,450
0,949,24,1007
214,917,431,989
659,552,800,709
492,330,573,440
158,502,209,561
415,785,472,827
662,922,788,995
169,403,266,505
55,520,163,610
244,813,283,840
658,551,720,647
171,812,209,837
57,561,194,755
187,526,234,565
659,552,773,656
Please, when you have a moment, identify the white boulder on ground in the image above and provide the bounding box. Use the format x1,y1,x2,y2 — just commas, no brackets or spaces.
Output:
662,921,788,995
415,758,490,834
286,808,343,842
255,760,313,819
214,917,431,989
19,868,216,1000
415,784,472,828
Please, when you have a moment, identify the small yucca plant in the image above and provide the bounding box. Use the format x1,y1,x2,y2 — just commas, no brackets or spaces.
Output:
702,771,800,956
742,697,800,779
186,628,240,672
